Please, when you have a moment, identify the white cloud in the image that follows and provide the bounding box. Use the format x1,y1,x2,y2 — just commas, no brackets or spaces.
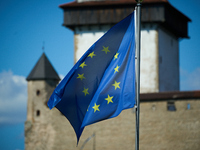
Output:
0,70,27,125
180,67,200,91
59,74,65,81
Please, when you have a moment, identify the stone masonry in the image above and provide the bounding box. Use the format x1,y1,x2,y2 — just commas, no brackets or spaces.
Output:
25,85,200,150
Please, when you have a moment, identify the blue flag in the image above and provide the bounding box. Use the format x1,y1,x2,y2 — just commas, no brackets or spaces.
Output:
48,12,136,142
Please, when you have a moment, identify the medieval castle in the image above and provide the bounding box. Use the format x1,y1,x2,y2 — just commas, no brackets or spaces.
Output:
25,0,200,149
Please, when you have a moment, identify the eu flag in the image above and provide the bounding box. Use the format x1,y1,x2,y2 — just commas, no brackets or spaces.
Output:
48,12,136,142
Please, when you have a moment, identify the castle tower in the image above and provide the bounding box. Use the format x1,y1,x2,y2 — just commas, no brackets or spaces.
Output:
25,53,60,149
59,0,190,93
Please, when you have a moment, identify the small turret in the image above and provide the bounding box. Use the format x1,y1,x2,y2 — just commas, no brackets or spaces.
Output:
25,53,60,149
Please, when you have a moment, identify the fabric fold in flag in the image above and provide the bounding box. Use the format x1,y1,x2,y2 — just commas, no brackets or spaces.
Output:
48,11,136,142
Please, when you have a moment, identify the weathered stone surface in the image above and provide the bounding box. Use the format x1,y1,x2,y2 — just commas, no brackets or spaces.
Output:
25,84,200,150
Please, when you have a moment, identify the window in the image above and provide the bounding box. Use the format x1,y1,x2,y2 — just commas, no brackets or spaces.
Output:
36,110,40,116
167,101,176,111
187,103,190,110
36,90,40,96
152,105,156,111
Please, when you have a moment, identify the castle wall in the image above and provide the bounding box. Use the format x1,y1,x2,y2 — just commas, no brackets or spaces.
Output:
140,24,159,93
25,80,59,150
79,99,200,150
74,26,110,63
25,89,200,150
140,99,200,150
158,27,179,92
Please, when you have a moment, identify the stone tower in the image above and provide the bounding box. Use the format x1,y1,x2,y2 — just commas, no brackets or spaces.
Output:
59,0,190,93
25,53,60,149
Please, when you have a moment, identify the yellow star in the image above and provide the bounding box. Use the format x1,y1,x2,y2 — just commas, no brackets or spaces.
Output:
114,65,120,73
88,51,96,58
112,81,120,90
114,53,119,60
82,87,89,96
77,73,86,80
105,95,113,104
79,62,87,68
102,46,110,54
92,103,100,113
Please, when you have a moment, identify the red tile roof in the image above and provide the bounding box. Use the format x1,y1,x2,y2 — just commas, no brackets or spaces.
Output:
59,0,169,8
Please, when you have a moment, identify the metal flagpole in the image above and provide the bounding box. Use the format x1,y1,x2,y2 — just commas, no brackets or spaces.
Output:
135,0,142,150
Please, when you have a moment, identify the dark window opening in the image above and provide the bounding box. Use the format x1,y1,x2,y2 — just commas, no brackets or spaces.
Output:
36,110,40,116
167,101,176,111
36,90,40,96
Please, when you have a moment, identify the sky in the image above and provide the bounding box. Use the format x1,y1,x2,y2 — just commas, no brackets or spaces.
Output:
0,0,199,149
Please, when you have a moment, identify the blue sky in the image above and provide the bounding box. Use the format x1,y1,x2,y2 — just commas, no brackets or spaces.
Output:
0,0,200,149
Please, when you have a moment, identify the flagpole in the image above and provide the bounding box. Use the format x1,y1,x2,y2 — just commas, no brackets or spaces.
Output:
135,0,142,150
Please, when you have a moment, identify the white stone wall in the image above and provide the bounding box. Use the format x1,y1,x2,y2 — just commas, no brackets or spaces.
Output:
158,27,179,91
140,24,159,93
74,24,171,93
74,26,110,63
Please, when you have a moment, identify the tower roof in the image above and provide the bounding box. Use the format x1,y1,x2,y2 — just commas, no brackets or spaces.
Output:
26,53,60,81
